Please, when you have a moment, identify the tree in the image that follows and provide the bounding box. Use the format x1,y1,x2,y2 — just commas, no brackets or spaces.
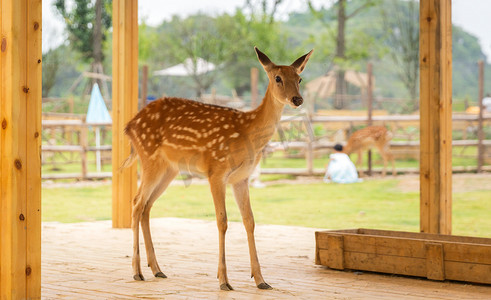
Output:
308,0,379,109
54,0,111,70
42,48,60,97
151,14,228,98
214,9,289,96
381,0,419,111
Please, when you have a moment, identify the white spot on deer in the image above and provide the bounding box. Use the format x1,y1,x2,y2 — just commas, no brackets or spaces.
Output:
223,124,229,129
142,122,147,128
230,133,240,138
219,157,226,162
219,143,224,150
147,142,152,147
220,117,225,121
136,118,141,124
218,136,224,142
155,112,160,120
151,134,155,140
142,134,146,140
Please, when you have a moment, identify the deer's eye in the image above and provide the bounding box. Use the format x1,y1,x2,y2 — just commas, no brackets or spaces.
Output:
275,76,282,83
299,78,302,84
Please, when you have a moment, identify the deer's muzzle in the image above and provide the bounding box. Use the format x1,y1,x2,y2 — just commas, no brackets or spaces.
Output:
292,96,303,107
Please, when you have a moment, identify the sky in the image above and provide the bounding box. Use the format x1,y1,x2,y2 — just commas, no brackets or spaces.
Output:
42,0,491,62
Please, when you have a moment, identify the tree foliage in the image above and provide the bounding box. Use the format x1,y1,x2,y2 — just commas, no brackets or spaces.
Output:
54,0,111,64
381,0,419,111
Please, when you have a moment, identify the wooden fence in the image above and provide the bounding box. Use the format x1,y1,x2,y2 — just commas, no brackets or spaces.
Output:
41,112,491,180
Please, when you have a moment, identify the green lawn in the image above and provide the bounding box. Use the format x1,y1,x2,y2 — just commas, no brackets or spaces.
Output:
42,177,491,238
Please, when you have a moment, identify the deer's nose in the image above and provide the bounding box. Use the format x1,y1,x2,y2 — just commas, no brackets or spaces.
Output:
292,96,303,107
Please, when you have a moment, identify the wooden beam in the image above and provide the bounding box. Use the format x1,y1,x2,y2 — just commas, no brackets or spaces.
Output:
0,0,42,298
112,0,138,228
419,0,452,235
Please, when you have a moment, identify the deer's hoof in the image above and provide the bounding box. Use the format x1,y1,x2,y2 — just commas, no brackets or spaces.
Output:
220,283,234,291
133,274,145,281
257,282,273,290
155,272,167,278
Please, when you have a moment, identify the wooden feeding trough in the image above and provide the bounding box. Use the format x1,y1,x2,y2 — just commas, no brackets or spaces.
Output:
315,229,491,284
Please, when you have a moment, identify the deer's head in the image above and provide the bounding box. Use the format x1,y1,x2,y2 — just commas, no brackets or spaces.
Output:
255,47,313,108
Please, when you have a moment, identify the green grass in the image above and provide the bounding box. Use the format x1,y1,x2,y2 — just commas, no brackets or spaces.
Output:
262,146,480,170
42,178,491,238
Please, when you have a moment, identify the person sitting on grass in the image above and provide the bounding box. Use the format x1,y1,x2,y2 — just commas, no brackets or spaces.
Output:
324,144,362,184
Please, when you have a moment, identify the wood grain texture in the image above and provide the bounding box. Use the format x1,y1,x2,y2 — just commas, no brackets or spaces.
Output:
419,0,452,235
111,0,138,228
0,0,42,298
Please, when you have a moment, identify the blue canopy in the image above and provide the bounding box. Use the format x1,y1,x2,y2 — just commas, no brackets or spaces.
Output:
86,83,112,124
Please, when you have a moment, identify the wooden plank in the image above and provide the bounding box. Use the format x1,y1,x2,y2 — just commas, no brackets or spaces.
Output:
26,0,42,297
357,229,491,245
0,0,41,298
111,0,138,228
443,243,491,264
425,243,444,280
444,261,491,284
344,252,427,277
326,234,344,269
419,0,452,235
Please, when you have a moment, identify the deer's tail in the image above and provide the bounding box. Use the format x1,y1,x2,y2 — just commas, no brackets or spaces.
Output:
119,145,137,172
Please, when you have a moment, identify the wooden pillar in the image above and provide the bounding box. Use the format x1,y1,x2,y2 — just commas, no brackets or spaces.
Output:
367,62,373,176
477,60,484,173
250,67,259,109
0,0,42,298
112,0,138,228
419,0,452,235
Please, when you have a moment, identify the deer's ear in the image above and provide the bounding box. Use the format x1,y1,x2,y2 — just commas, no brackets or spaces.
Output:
255,47,274,71
291,49,314,74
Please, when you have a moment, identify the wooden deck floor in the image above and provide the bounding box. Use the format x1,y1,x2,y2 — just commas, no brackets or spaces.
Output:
42,218,491,299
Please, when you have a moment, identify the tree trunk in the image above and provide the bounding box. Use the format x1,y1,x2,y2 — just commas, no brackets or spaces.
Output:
93,0,103,67
334,0,347,109
92,0,104,96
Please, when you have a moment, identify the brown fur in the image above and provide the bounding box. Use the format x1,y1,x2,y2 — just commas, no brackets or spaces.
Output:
122,47,313,290
344,125,396,177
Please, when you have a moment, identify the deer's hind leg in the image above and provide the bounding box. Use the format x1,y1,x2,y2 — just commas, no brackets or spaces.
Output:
132,159,177,281
141,165,178,278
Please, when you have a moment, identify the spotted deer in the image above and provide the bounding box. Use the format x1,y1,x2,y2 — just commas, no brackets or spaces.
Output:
122,47,313,290
344,125,396,177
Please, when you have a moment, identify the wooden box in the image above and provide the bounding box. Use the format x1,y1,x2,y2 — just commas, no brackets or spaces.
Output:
315,229,491,284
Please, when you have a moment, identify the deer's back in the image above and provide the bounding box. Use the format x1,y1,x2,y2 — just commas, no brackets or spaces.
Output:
346,126,391,153
124,97,252,170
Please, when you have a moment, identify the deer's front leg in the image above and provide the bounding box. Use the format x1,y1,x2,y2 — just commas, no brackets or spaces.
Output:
209,177,233,291
232,179,272,290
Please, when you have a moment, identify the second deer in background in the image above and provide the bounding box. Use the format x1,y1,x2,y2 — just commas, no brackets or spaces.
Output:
344,125,396,177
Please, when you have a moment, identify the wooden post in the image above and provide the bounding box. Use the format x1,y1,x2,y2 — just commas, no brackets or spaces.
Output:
251,67,259,109
0,0,42,298
477,60,484,173
367,62,373,176
140,65,148,110
81,123,88,179
112,0,138,228
419,0,452,235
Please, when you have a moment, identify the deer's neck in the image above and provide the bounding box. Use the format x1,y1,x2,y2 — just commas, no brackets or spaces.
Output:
244,87,284,150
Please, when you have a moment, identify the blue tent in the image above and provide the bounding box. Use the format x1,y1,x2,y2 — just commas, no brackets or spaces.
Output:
86,83,111,124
